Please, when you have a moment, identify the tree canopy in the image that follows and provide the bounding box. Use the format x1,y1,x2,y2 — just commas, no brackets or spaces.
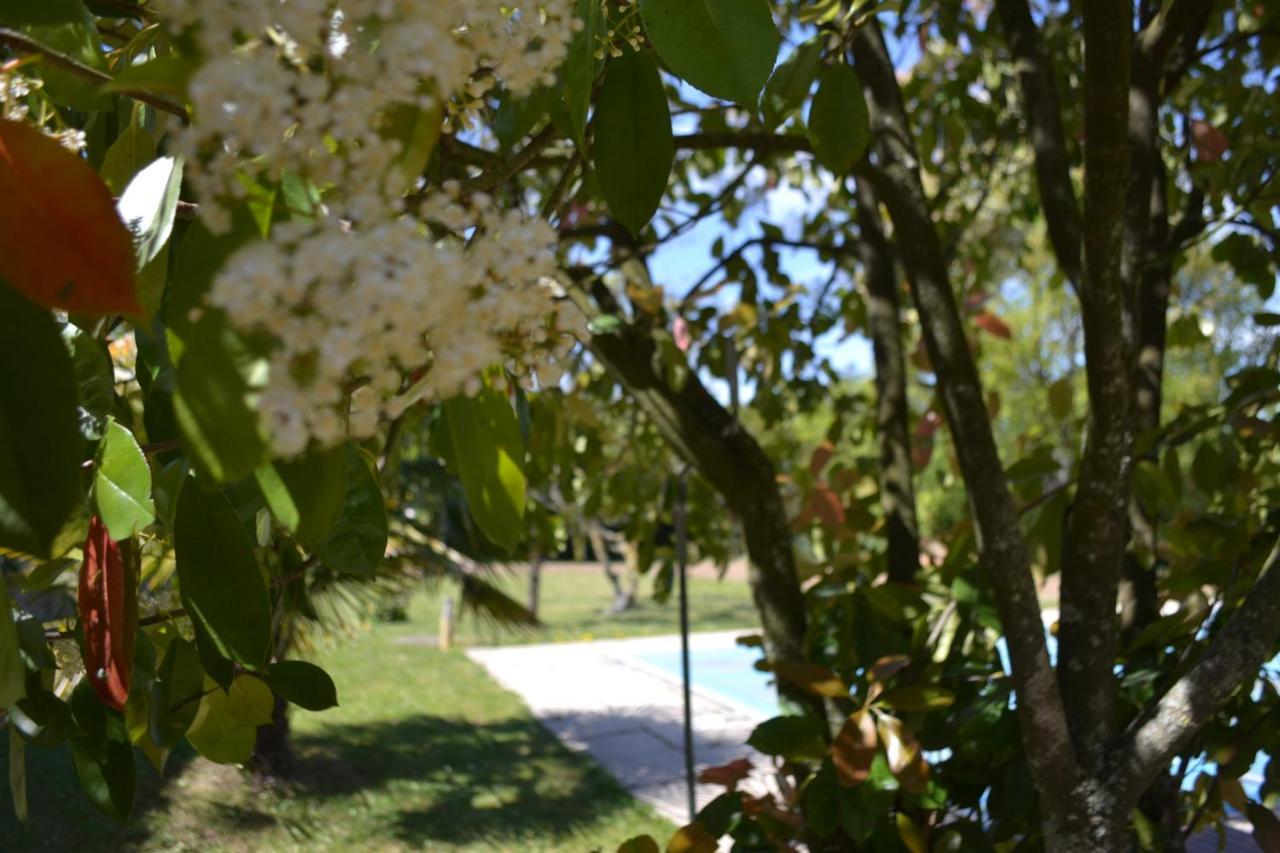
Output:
1,0,1279,851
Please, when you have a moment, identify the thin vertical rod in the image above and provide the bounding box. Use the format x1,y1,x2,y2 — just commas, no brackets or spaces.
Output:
675,471,696,822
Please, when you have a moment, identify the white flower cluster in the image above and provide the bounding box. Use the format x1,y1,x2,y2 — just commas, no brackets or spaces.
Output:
160,0,583,456
0,71,87,151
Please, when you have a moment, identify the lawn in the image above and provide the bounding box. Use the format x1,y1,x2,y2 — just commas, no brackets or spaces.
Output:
414,561,759,646
1,564,757,851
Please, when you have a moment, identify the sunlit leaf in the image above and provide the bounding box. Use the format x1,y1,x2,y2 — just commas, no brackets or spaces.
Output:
94,419,155,540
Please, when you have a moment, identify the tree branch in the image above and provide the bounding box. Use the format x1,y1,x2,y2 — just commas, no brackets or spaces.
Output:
993,0,1084,288
1121,536,1280,805
1056,0,1134,768
849,22,1081,824
0,28,188,121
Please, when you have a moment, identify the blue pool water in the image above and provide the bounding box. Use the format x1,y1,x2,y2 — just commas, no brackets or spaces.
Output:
635,643,777,715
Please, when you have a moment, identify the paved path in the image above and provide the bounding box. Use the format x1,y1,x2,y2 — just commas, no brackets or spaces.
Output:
469,630,773,825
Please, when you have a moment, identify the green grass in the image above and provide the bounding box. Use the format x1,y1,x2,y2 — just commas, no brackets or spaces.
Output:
416,563,759,646
0,566,757,851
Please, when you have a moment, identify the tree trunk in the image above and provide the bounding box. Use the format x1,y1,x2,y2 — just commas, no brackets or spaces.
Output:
855,177,920,585
586,279,822,721
591,525,635,613
250,690,295,779
526,554,542,620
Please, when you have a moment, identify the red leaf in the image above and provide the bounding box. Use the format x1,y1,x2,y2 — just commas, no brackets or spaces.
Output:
808,442,834,476
1190,119,1229,163
0,119,139,316
973,311,1012,340
78,518,137,711
697,757,753,789
914,410,943,441
810,486,846,529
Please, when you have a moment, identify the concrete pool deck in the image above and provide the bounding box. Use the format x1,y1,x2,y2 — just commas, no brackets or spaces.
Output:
470,631,1268,850
468,630,775,824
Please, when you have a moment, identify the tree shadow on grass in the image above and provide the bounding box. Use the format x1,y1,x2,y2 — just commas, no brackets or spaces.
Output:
285,713,650,848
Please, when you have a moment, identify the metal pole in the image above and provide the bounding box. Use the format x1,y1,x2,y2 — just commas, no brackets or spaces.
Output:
675,471,696,823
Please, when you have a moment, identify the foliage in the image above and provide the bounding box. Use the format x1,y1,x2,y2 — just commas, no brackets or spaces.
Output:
1,0,1279,851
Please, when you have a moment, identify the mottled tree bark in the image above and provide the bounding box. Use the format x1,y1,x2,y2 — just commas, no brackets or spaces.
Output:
854,178,920,585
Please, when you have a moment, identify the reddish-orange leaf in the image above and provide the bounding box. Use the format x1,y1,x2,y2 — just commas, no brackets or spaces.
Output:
832,710,878,787
1190,119,1229,163
79,517,138,711
808,442,834,477
773,661,850,698
697,757,753,789
809,486,846,529
973,311,1013,340
0,119,139,316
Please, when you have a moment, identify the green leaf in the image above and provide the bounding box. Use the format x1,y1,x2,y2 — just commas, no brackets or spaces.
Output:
116,155,184,270
94,418,155,540
563,0,605,143
0,0,88,25
444,381,527,552
165,207,259,335
185,680,256,764
148,636,204,748
0,283,82,558
593,50,673,236
747,714,826,760
174,481,272,666
99,120,157,196
310,446,388,577
878,685,955,711
101,56,200,97
9,688,80,747
24,9,109,111
68,679,135,821
0,582,25,708
225,674,275,727
172,314,269,483
381,98,443,193
807,64,871,175
762,36,823,130
62,323,114,443
255,444,348,545
1047,376,1073,421
268,660,338,711
637,0,780,106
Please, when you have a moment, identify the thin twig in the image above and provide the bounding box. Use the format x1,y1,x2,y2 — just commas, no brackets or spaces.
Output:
0,27,188,121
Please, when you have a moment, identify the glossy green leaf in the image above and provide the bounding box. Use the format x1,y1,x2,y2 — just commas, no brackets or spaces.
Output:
878,685,955,711
310,446,388,577
24,9,109,111
747,714,826,760
0,582,24,708
172,314,269,483
0,0,88,25
101,56,200,97
268,660,338,711
807,64,870,176
563,0,605,143
185,680,256,764
148,636,204,748
9,688,80,747
593,50,673,236
444,382,527,552
762,36,823,130
174,481,271,666
0,283,82,558
62,323,114,443
69,679,135,821
99,120,156,196
8,725,26,821
255,444,348,545
117,155,184,270
637,0,780,106
225,674,275,727
94,418,155,540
